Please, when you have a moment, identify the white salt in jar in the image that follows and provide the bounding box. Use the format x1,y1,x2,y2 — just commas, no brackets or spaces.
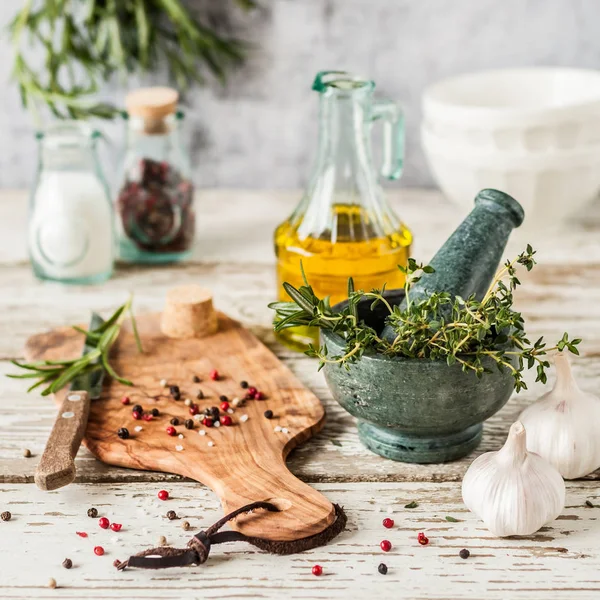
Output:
28,123,114,283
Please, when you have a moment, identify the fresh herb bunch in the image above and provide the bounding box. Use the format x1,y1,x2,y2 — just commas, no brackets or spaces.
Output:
9,297,143,395
10,0,256,120
269,246,581,392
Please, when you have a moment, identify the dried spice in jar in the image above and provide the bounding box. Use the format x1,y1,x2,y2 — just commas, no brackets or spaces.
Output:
117,88,195,263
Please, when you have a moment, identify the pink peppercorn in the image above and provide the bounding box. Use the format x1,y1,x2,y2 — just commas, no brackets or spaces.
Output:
382,518,394,529
98,517,110,529
157,490,169,501
220,415,233,426
94,546,105,556
166,426,176,436
312,565,323,576
210,369,219,381
380,540,392,552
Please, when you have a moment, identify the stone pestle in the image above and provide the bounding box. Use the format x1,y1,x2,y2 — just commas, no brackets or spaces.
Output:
381,188,525,344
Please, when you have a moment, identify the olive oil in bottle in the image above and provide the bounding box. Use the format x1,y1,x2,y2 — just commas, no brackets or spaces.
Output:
274,71,412,351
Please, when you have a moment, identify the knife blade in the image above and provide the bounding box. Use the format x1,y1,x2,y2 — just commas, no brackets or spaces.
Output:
34,313,106,491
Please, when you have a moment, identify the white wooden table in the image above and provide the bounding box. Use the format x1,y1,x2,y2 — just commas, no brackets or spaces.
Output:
1,188,600,599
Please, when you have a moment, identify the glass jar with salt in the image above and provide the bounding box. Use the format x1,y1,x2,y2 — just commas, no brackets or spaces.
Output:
28,122,114,284
116,87,195,263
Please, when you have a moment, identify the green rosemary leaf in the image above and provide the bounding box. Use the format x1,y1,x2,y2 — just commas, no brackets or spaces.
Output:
404,501,418,509
331,439,342,447
282,283,316,316
445,516,460,522
101,352,133,387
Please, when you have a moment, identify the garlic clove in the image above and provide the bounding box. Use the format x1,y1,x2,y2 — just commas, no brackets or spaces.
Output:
462,421,565,537
520,352,600,479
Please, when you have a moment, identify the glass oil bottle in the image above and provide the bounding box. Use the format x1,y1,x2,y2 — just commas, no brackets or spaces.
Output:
274,71,413,350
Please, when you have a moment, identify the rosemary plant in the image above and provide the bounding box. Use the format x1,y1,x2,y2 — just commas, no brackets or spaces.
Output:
10,0,256,120
269,247,581,392
8,297,143,395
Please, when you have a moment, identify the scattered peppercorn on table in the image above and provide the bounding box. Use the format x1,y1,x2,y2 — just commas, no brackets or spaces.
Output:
1,189,600,599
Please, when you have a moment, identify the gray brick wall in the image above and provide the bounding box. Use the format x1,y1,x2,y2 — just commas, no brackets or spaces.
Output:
2,0,600,189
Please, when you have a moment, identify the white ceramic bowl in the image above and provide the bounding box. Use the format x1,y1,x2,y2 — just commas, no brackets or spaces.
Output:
421,125,600,224
423,68,600,153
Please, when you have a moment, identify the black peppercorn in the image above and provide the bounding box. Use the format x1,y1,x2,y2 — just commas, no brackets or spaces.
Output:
459,549,470,559
117,427,130,440
166,510,178,520
151,408,160,417
210,406,220,420
132,404,143,414
170,385,181,400
378,563,387,575
240,381,248,389
184,419,194,430
1,511,11,522
219,395,228,402
87,507,98,518
170,417,179,426
193,375,201,383
196,389,204,400
264,410,273,419
62,558,73,569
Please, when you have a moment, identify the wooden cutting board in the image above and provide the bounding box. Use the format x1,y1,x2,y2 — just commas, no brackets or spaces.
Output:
24,312,335,542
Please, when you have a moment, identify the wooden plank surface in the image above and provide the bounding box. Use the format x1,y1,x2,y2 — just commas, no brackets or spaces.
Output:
1,481,599,599
2,188,600,598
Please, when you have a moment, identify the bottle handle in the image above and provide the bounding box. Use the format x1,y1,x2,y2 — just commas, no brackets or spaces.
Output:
370,100,404,181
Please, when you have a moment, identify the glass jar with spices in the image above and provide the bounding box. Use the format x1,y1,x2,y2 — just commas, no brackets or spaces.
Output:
28,122,114,284
116,87,195,263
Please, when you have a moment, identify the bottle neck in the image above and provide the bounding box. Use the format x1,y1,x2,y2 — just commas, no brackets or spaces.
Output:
126,114,181,156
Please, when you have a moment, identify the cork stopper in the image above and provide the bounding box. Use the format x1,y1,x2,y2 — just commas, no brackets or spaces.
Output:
161,285,218,339
125,87,179,134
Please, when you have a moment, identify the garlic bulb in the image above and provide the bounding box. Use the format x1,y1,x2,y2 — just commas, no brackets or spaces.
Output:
520,352,600,479
462,421,565,536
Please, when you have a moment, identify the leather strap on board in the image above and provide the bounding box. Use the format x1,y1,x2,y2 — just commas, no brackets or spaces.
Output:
116,501,347,570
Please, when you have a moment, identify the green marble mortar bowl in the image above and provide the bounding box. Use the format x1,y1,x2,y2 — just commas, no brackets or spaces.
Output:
321,290,517,463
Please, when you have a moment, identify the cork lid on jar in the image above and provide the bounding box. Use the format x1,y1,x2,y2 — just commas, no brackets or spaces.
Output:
125,87,179,134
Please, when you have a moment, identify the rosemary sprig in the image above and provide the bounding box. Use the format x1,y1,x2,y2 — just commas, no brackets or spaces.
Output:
10,0,256,121
8,297,143,396
269,246,582,392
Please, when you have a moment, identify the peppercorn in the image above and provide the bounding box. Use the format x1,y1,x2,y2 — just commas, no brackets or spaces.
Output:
166,426,176,436
62,558,73,569
169,385,180,396
382,518,394,529
220,401,230,411
166,510,178,520
1,511,11,521
264,410,273,419
121,396,130,405
132,404,143,414
248,386,257,396
151,408,160,417
110,523,122,532
197,389,204,400
132,411,142,420
240,380,248,389
94,546,104,556
459,548,470,559
417,532,429,546
158,535,167,546
182,520,191,531
117,427,130,440
210,406,220,420
193,375,201,383
48,578,57,589
87,507,98,518
158,490,169,501
378,563,388,575
98,517,110,529
380,539,392,552
184,419,194,430
219,395,228,402
23,448,32,458
254,391,265,400
312,565,323,576
210,369,219,381
203,417,214,428
189,404,200,416
220,415,233,426
142,413,153,421
170,417,179,426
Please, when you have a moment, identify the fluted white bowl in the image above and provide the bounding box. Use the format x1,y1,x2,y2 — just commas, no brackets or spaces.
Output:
422,125,600,224
423,68,600,153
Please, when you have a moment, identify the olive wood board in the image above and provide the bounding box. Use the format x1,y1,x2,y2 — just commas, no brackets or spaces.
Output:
24,312,335,542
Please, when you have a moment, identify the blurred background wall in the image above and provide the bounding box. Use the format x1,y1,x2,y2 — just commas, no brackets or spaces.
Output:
2,0,600,189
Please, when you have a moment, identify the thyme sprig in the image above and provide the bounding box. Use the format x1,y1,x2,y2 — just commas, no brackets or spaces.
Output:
8,297,143,395
269,246,581,392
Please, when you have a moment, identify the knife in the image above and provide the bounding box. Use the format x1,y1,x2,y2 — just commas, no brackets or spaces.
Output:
34,313,106,491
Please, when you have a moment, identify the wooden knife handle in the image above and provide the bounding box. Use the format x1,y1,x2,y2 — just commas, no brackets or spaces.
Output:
34,390,91,491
